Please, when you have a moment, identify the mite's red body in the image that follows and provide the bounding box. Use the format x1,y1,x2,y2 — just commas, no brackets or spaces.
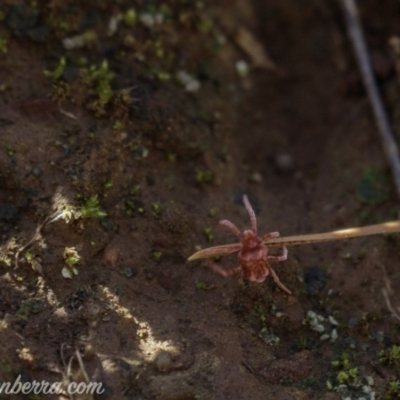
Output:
207,195,291,294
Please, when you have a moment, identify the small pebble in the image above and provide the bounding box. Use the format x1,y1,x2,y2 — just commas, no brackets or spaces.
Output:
362,385,372,394
259,327,280,345
307,310,317,320
63,33,86,50
176,71,200,92
328,316,338,325
133,146,149,160
236,60,250,77
120,267,138,278
139,13,162,28
330,328,338,342
365,376,374,386
140,13,155,27
248,171,263,183
107,14,122,36
31,166,43,177
375,331,384,343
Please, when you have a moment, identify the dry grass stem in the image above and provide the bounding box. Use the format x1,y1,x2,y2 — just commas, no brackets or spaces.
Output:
188,220,400,261
341,0,400,198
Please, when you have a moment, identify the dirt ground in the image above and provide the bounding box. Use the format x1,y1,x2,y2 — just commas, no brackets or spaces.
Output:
1,0,400,399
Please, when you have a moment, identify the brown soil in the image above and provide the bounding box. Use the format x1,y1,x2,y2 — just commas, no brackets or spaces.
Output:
1,0,400,399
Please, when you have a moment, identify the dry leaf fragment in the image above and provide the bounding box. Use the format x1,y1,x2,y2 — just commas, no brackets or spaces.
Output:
235,27,278,71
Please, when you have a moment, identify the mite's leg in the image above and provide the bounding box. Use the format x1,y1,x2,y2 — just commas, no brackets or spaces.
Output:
267,246,288,262
269,266,292,295
219,219,242,240
243,195,257,234
262,231,280,242
206,259,241,277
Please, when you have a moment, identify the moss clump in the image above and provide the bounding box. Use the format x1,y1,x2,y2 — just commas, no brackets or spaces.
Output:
152,201,162,216
0,36,8,53
124,9,137,27
204,227,213,242
80,195,107,219
153,251,162,261
332,353,358,385
379,345,400,366
44,57,66,80
196,170,214,184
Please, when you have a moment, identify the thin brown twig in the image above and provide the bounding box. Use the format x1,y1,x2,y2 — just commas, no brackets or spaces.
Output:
188,220,400,261
340,0,400,199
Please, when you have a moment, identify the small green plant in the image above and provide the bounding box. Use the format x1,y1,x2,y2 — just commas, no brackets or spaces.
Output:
124,196,146,218
153,251,162,261
336,369,358,384
297,336,308,351
80,195,107,219
332,353,358,385
130,185,140,195
103,181,113,190
62,247,80,279
197,17,213,33
0,36,8,53
125,200,135,217
24,251,43,274
24,251,34,262
196,170,214,184
254,303,267,323
124,8,137,26
44,57,66,80
6,145,14,157
384,380,400,399
195,281,211,290
204,227,213,242
208,208,217,217
379,345,400,366
152,201,162,216
89,60,115,107
326,380,333,390
167,153,176,162
113,120,124,131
